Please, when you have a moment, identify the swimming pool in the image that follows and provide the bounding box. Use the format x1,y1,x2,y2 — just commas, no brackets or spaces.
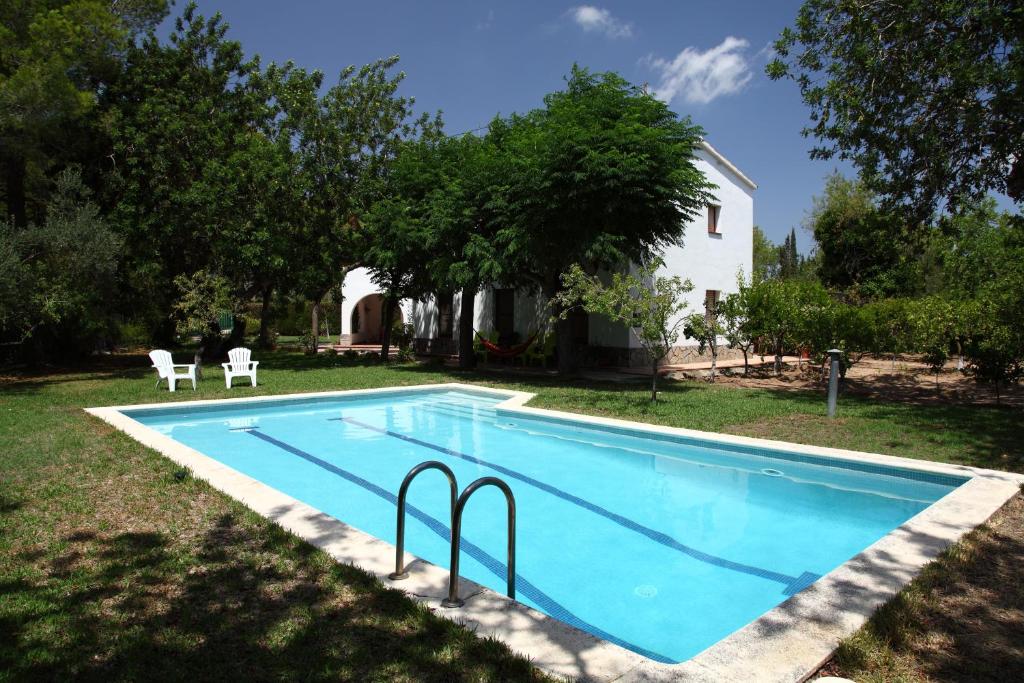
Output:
115,385,968,665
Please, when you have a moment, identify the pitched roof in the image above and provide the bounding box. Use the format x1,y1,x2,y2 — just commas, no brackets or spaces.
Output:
699,140,757,191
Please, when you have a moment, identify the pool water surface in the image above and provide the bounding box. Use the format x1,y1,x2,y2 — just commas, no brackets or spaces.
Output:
127,388,965,663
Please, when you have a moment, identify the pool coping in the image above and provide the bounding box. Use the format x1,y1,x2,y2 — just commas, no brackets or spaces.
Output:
85,382,1024,682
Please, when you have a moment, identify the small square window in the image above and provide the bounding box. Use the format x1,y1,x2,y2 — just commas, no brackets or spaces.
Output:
707,204,721,233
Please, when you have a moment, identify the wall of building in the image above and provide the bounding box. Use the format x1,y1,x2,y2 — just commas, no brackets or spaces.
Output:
627,146,755,352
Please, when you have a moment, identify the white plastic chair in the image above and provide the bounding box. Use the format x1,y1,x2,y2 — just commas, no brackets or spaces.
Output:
149,349,197,392
222,347,258,388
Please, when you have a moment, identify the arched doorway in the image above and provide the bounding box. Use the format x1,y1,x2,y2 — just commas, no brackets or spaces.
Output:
350,294,403,344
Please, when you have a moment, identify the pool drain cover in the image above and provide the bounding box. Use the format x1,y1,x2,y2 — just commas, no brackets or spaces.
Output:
634,584,658,598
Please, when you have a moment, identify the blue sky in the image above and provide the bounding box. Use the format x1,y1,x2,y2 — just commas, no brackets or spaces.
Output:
166,1,850,253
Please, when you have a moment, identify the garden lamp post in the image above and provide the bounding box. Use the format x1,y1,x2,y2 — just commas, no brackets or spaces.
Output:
827,348,842,417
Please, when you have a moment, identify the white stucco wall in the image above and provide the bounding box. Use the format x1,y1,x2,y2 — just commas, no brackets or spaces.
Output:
339,267,414,342
633,145,755,349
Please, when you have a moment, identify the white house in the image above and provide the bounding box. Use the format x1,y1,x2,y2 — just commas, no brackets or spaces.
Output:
338,140,755,366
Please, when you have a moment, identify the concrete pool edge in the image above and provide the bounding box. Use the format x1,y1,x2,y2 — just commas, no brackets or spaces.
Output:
86,382,1024,682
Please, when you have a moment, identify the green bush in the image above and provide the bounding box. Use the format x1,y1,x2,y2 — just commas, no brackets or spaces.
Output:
117,320,152,348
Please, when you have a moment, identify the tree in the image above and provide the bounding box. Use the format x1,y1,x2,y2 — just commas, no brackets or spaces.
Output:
769,1,1024,220
909,297,956,391
109,4,268,347
777,228,800,280
745,278,830,375
170,269,239,368
720,273,757,375
555,259,693,401
0,169,122,360
752,226,778,282
958,216,1024,401
805,174,922,298
493,66,714,373
683,307,725,382
267,56,436,353
411,133,508,369
363,183,433,361
0,0,168,226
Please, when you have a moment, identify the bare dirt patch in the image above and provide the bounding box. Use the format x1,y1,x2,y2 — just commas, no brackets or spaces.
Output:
705,355,1022,408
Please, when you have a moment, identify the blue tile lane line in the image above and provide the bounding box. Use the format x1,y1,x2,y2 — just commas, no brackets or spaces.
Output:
240,427,674,664
339,416,820,597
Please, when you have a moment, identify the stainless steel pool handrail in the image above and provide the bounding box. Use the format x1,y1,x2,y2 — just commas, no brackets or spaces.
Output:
388,461,458,581
441,476,516,608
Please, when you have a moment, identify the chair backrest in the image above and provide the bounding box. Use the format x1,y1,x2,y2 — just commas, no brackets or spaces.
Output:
227,347,251,367
149,349,173,379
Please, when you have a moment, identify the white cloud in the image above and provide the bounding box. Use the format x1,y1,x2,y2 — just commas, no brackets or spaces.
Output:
569,6,633,39
647,36,753,105
476,9,494,31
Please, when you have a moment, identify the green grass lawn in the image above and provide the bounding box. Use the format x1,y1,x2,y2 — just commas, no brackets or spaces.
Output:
1,351,1022,681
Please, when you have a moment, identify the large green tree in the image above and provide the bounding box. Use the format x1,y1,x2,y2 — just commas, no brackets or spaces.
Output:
0,0,168,226
769,0,1024,220
493,66,714,373
266,56,436,350
418,133,508,369
806,173,922,298
752,226,778,282
0,169,121,359
109,4,273,347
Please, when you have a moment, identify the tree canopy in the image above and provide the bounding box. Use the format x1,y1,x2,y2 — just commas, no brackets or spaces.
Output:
491,66,714,371
769,0,1024,220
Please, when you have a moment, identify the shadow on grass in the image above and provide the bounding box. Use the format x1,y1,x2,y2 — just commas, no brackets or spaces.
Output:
0,513,545,682
831,493,1024,682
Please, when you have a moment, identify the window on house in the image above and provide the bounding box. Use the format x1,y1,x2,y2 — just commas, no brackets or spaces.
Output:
705,290,720,320
436,292,454,339
707,204,721,233
494,288,515,339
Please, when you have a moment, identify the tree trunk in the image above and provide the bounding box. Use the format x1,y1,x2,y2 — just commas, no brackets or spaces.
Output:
5,152,27,227
310,300,320,354
742,348,749,376
458,286,476,369
709,342,718,382
651,356,659,401
257,286,274,349
380,295,395,362
774,336,783,376
225,315,246,352
555,315,577,375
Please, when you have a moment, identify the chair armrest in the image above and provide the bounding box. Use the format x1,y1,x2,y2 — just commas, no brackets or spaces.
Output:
172,364,196,370
250,361,259,368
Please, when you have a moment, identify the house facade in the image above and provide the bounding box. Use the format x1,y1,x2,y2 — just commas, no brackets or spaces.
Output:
338,140,755,366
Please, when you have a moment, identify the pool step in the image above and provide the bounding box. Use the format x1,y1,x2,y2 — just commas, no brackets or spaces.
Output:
417,401,497,422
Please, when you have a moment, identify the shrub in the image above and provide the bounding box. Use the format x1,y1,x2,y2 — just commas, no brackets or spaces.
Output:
117,320,152,348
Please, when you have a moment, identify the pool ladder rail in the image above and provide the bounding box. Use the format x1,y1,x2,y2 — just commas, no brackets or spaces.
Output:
388,461,516,608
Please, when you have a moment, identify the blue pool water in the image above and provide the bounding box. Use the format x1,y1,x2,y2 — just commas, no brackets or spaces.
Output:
127,388,965,663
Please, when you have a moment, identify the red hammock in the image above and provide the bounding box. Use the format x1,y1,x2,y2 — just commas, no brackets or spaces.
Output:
475,330,539,358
